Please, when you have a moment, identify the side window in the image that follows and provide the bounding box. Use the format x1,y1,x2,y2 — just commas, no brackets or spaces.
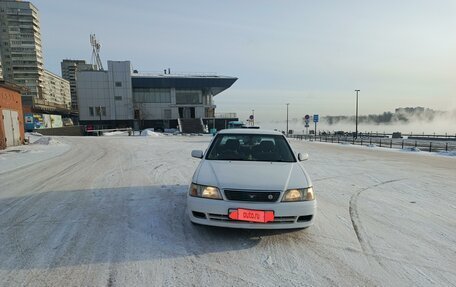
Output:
220,136,232,145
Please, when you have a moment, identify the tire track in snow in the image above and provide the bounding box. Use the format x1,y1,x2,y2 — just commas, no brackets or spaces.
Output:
349,178,404,259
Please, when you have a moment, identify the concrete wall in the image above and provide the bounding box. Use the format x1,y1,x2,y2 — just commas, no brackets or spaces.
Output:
107,61,133,120
77,70,109,121
0,86,25,149
34,126,85,136
77,61,133,121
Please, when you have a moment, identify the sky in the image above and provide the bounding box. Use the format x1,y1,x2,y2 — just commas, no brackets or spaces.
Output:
33,0,456,128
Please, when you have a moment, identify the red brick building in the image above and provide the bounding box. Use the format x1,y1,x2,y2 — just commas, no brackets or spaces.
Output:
0,81,25,150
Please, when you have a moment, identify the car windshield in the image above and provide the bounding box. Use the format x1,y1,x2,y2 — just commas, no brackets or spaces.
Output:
206,134,296,162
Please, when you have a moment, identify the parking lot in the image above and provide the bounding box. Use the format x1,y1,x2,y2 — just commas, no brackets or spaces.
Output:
0,135,455,286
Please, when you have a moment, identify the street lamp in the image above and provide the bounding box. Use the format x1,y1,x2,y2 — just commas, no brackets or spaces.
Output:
286,103,290,136
355,90,360,139
252,109,255,126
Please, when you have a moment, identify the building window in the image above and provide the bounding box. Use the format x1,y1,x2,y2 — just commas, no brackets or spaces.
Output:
95,107,106,116
176,90,202,104
89,107,94,116
115,81,122,87
114,96,122,101
133,88,171,103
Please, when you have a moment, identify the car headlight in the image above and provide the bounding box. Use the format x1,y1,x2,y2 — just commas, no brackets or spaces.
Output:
189,183,223,200
282,187,314,202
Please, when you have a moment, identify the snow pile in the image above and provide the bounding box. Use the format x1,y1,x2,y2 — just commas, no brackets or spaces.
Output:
49,138,63,145
25,132,63,145
31,136,50,145
32,137,63,145
141,129,163,137
367,143,378,148
403,147,421,152
437,151,456,157
25,132,44,144
103,131,129,136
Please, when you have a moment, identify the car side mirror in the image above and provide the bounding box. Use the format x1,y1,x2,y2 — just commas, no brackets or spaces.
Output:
191,150,204,159
298,153,309,161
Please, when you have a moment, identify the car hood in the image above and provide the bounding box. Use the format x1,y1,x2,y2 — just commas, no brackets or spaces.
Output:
195,160,310,191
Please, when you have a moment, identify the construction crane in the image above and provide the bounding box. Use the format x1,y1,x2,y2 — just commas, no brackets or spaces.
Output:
90,34,104,71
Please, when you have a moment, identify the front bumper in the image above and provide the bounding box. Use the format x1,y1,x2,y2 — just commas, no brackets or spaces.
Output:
187,196,317,229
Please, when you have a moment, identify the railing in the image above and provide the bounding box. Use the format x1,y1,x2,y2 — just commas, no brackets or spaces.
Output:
289,134,456,153
33,98,70,110
318,132,456,140
177,118,182,133
132,71,219,77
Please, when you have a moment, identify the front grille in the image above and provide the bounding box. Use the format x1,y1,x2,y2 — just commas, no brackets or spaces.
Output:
224,190,281,202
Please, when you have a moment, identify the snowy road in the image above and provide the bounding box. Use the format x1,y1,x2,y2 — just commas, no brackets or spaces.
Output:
0,136,455,286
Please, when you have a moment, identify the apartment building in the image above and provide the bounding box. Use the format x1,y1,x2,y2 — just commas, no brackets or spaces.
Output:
0,0,43,106
61,59,95,113
35,70,70,113
0,0,70,114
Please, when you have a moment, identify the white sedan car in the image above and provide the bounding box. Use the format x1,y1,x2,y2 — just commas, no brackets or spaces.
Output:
187,129,316,229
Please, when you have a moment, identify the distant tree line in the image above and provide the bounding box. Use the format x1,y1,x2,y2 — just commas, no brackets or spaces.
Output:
320,107,443,125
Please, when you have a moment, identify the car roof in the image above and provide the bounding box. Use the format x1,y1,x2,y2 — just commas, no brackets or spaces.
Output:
217,129,284,136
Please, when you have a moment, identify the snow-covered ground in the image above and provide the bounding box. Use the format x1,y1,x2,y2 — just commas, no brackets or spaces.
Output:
0,135,454,286
0,134,69,174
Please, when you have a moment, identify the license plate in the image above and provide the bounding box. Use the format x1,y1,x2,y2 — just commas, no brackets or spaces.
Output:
228,208,274,223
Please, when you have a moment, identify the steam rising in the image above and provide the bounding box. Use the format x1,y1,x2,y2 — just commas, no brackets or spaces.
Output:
260,107,456,135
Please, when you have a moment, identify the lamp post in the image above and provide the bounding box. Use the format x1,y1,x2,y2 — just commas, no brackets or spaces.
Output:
252,109,255,126
286,103,290,136
98,105,103,135
355,90,360,139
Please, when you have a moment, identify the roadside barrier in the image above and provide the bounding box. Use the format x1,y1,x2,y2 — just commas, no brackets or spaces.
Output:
289,135,455,153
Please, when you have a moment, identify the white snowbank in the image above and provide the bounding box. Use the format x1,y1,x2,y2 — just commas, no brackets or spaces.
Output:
25,132,63,145
402,147,421,152
25,132,44,144
103,131,129,136
437,151,456,157
140,129,163,137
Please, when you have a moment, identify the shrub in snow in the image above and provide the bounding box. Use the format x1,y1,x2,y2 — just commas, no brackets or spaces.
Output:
403,147,421,152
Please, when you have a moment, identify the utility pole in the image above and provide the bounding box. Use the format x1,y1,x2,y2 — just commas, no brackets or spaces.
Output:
286,103,289,136
252,109,255,126
355,90,360,139
98,105,102,134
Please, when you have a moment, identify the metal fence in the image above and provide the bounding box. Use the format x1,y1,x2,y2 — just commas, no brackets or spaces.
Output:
290,134,456,153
